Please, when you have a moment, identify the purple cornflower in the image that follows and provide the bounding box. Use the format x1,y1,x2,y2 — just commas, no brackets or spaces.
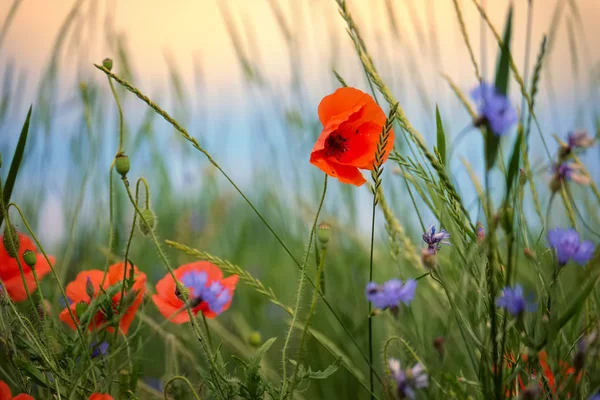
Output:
180,271,232,315
547,228,595,266
589,394,600,400
388,358,428,399
552,162,591,186
422,224,450,252
470,82,517,136
365,279,416,312
90,341,109,358
496,284,537,317
567,130,595,151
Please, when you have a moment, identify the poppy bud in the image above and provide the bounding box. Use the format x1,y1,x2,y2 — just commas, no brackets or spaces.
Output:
102,58,113,71
115,152,130,177
3,224,19,258
248,331,262,347
519,168,527,185
421,248,437,269
317,222,331,247
138,208,156,236
85,277,95,299
499,207,514,233
23,249,36,268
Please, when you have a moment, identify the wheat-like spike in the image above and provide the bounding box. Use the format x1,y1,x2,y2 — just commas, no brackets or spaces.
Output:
165,240,293,315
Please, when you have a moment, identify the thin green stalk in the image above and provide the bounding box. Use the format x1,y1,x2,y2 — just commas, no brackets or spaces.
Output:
107,76,125,152
368,191,376,400
280,174,328,399
289,246,328,395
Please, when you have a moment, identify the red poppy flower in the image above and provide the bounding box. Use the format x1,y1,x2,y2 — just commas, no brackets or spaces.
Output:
0,380,34,400
152,261,238,323
310,87,394,186
0,233,54,303
503,350,580,396
89,394,114,400
59,262,146,334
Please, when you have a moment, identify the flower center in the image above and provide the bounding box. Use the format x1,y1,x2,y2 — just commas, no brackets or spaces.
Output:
325,132,348,157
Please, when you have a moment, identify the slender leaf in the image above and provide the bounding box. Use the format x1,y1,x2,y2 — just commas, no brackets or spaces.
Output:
505,125,523,201
435,105,446,166
1,105,32,227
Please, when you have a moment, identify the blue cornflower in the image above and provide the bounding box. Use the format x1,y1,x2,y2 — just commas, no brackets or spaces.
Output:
547,228,595,266
496,284,537,317
180,271,232,316
470,82,517,136
422,224,450,252
90,341,109,358
567,130,595,152
365,279,416,311
589,394,600,400
388,358,428,399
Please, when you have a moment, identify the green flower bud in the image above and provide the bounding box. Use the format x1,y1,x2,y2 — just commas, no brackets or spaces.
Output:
317,222,331,246
102,58,113,71
138,209,156,236
248,331,262,347
115,152,130,177
85,277,95,299
23,249,36,268
3,224,19,258
500,207,514,233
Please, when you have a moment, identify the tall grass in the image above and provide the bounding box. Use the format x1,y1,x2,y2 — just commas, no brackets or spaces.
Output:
0,0,599,399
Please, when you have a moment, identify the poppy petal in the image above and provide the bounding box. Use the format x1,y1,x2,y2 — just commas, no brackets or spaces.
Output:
318,87,372,129
0,380,12,399
309,155,366,186
65,270,106,304
152,294,190,324
13,394,35,400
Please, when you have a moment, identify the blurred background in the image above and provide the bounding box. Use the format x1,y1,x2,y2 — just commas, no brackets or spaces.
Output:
0,0,599,397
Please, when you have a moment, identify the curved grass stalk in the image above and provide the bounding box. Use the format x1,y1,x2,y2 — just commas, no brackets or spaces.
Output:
280,174,327,399
163,376,202,400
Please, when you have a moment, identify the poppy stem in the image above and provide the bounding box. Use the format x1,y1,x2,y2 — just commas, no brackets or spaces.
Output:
368,183,377,399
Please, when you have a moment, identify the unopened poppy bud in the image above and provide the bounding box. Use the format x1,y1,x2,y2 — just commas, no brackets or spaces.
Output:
115,152,130,177
421,248,437,269
138,209,156,236
174,282,189,302
499,207,513,233
23,249,36,268
317,222,331,246
3,224,19,258
524,248,537,261
248,331,262,347
102,58,113,71
519,168,527,185
85,277,95,299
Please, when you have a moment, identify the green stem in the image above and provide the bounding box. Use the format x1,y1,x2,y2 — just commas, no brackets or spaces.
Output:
107,76,125,152
280,174,327,399
368,188,377,400
289,246,328,395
